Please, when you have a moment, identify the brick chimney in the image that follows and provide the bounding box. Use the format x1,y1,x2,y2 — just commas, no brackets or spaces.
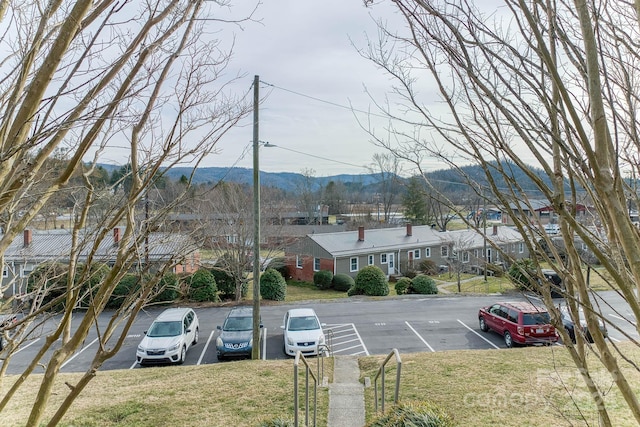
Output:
113,227,121,244
406,223,412,236
23,229,32,247
492,225,498,235
358,226,365,242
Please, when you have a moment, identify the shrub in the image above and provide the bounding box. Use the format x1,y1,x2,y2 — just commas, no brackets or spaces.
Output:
353,265,389,296
27,262,69,311
411,274,438,295
418,259,438,275
332,273,355,292
266,257,290,279
313,270,333,290
366,401,454,427
395,277,412,295
210,268,237,299
151,273,179,304
187,269,218,302
404,269,418,279
107,274,140,309
260,268,287,301
508,258,537,292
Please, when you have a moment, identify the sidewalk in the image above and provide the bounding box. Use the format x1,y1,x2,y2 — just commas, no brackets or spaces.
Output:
328,356,365,427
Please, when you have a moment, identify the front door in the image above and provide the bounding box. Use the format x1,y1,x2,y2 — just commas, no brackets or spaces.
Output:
387,253,395,275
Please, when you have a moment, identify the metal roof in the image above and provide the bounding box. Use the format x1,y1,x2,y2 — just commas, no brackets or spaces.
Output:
2,228,197,264
305,224,524,257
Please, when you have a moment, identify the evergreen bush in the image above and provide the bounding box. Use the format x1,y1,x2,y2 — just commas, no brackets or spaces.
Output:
260,268,287,301
366,401,454,427
353,265,389,296
395,277,412,295
187,269,218,302
151,273,179,304
332,273,355,292
266,257,291,279
508,258,537,292
411,274,438,294
313,270,333,290
210,268,236,299
107,273,140,309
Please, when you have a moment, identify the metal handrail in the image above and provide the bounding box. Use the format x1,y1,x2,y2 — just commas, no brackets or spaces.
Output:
373,348,402,413
294,351,318,427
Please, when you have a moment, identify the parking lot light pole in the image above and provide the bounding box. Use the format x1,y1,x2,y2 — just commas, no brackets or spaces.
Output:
252,75,261,360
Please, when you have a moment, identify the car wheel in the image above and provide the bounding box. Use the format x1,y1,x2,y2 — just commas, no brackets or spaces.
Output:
504,331,513,348
178,345,186,365
192,327,199,345
479,317,489,332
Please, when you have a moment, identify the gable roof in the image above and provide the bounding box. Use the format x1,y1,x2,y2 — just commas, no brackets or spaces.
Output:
2,228,197,264
299,224,525,258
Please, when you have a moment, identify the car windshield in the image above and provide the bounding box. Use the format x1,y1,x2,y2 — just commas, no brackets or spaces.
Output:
523,312,551,325
288,316,320,331
147,321,182,337
223,316,252,331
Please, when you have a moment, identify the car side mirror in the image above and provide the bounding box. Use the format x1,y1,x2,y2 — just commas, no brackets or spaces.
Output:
216,325,222,330
280,325,284,330
185,329,191,334
321,323,327,327
260,323,264,329
143,330,147,335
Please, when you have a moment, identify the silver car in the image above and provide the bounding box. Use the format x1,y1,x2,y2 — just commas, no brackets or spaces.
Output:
136,308,199,365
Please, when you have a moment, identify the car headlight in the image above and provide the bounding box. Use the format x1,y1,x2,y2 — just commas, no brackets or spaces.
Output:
287,337,294,346
319,334,325,345
249,338,253,347
168,344,179,352
137,345,145,352
216,337,223,347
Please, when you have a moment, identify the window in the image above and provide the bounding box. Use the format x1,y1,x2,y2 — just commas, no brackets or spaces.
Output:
296,256,303,269
518,242,524,253
462,251,469,263
226,235,238,244
424,247,431,258
368,255,374,265
20,264,34,278
314,258,320,271
380,254,387,264
2,267,7,278
441,246,448,257
413,249,421,259
350,257,359,272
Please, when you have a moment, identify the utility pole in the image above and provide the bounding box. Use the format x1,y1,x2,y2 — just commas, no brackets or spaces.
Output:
251,75,261,360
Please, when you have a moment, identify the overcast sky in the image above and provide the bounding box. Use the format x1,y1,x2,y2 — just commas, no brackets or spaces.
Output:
207,0,417,177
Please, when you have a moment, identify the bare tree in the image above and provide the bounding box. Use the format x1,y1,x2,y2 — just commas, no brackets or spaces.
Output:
368,153,402,222
364,0,640,423
0,1,253,425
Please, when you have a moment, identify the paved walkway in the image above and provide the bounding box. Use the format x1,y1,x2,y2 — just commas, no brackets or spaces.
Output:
328,356,365,427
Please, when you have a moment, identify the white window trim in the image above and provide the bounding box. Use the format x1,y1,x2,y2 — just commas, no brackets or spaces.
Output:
441,246,448,257
518,242,524,254
313,258,320,271
296,255,303,269
368,255,374,265
350,257,359,272
380,254,388,264
462,251,470,263
425,247,431,258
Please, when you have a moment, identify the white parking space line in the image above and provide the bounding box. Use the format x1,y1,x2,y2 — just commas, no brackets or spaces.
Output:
198,330,216,365
325,323,369,356
129,360,138,369
61,337,99,368
11,337,41,355
609,313,637,327
405,321,435,352
457,319,500,349
609,336,621,343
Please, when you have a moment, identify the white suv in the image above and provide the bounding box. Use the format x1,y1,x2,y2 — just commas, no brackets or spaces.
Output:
136,308,199,365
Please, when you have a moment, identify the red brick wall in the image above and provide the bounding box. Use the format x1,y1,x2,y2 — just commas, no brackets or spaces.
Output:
286,254,334,282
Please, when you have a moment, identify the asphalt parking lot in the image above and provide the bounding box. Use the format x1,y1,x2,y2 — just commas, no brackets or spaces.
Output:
1,291,636,374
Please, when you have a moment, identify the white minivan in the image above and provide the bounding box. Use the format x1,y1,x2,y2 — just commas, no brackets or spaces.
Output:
136,308,199,365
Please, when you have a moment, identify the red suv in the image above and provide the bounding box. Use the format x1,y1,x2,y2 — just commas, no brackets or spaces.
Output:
478,301,558,347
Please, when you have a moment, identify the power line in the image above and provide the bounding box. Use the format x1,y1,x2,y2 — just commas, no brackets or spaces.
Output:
259,142,370,170
260,80,390,119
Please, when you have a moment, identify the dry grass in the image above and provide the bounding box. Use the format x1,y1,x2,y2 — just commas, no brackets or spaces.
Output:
360,343,640,426
440,275,516,294
2,358,332,427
